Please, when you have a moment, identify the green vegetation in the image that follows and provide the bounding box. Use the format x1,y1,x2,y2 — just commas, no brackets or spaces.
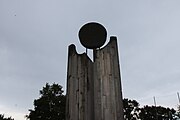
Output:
1,83,180,120
123,98,178,120
26,83,66,120
0,114,14,120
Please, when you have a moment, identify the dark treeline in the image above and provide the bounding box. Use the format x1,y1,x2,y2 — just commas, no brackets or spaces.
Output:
1,83,180,120
123,98,180,120
0,114,14,120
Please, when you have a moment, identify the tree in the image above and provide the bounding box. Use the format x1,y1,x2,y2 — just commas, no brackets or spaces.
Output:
26,83,66,120
172,105,180,119
139,105,175,120
123,98,177,120
123,98,140,120
26,83,179,120
0,114,14,120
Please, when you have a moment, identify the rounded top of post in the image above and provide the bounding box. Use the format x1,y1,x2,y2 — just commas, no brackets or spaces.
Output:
78,22,107,49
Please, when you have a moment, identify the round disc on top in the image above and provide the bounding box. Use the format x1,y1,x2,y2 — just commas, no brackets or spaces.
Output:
78,22,107,49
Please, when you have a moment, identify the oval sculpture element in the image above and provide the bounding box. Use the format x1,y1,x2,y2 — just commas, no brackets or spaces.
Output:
78,22,107,49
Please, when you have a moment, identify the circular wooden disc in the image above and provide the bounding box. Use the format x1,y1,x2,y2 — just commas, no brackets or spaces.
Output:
78,22,107,49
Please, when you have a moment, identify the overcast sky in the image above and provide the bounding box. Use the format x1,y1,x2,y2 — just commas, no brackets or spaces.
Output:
1,0,180,119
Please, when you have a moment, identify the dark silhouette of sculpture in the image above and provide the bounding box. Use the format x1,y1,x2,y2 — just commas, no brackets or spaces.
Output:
66,22,124,120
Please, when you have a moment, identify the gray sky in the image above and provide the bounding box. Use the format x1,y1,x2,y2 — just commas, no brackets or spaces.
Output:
1,0,180,119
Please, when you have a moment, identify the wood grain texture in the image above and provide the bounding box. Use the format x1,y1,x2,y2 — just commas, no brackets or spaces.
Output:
66,37,124,120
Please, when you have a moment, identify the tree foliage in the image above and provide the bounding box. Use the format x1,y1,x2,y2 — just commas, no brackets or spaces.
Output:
26,83,180,120
139,105,175,120
26,83,66,120
173,105,180,119
0,114,14,120
123,98,178,120
123,98,140,120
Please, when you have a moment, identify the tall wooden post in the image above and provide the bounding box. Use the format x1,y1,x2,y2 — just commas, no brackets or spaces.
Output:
66,36,124,120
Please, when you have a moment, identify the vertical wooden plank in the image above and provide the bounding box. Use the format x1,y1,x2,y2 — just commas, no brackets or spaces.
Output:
93,50,102,120
110,37,124,120
94,37,124,120
66,44,79,120
66,37,124,120
66,44,94,120
87,60,94,120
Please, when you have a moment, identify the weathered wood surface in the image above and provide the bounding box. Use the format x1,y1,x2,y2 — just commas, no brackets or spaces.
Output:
66,45,94,120
66,37,124,120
